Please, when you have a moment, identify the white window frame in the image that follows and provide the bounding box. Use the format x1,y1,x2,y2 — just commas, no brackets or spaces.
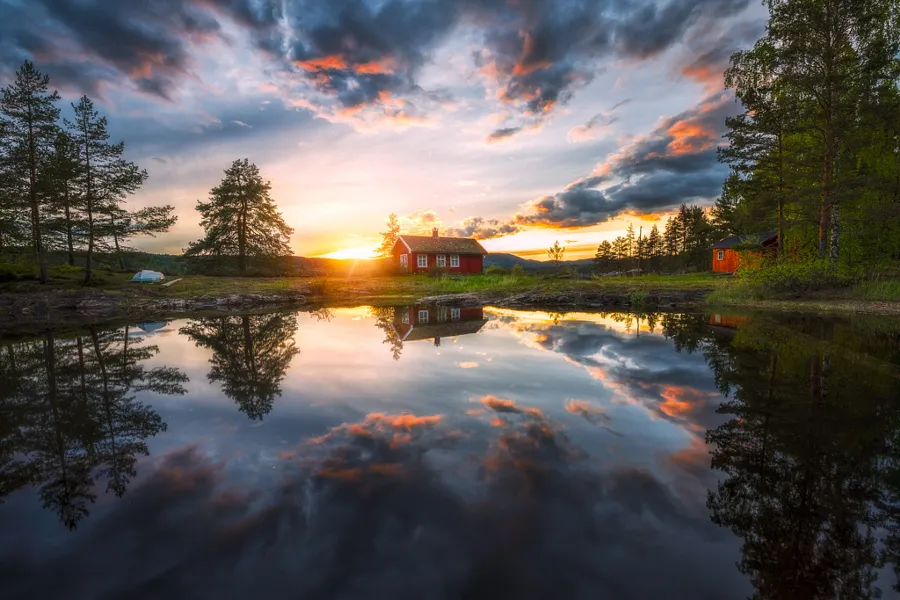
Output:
450,254,460,268
400,254,408,270
417,254,428,268
451,308,461,321
401,309,410,324
438,308,448,322
717,250,724,261
418,309,430,323
436,254,446,268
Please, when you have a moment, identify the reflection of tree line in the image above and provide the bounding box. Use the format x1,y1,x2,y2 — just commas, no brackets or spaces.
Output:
180,312,300,420
659,312,900,598
0,327,187,529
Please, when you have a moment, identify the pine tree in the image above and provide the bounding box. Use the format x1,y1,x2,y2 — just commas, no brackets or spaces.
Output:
594,240,613,271
0,61,61,282
547,240,565,269
186,159,293,272
647,224,662,271
44,129,81,265
377,213,401,257
67,96,148,283
663,217,680,257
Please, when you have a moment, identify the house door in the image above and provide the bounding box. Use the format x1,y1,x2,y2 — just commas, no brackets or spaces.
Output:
400,254,408,271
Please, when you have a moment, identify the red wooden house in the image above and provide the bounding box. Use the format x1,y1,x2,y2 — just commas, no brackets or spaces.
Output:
391,228,487,274
391,305,487,347
712,231,777,273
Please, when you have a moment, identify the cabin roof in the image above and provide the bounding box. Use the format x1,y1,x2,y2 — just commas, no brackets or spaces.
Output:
712,231,777,249
401,319,488,341
396,235,487,254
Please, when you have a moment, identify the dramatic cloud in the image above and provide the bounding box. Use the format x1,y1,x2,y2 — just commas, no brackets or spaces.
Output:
0,0,222,98
513,174,627,228
677,19,766,91
447,216,520,239
3,0,753,128
511,91,737,228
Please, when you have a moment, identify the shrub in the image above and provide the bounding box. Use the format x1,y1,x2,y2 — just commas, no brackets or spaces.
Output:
484,265,507,276
0,262,37,282
427,266,449,278
510,264,526,277
737,259,857,294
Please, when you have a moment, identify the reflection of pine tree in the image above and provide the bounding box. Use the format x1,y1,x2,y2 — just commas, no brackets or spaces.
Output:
704,318,900,599
370,306,403,361
181,313,299,420
0,327,183,529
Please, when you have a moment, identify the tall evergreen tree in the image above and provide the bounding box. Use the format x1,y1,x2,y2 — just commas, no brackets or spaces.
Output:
0,61,60,282
185,159,293,273
67,96,147,284
43,129,82,265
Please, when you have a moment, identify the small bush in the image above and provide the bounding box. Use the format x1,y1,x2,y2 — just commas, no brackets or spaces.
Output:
510,264,526,277
484,265,507,276
734,258,857,296
0,262,37,282
427,266,449,278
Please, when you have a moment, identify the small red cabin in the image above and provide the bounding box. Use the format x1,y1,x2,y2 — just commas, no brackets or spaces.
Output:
392,228,487,274
712,231,777,273
391,305,487,346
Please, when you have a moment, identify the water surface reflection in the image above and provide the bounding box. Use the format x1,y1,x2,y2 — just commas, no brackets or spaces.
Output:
1,307,899,599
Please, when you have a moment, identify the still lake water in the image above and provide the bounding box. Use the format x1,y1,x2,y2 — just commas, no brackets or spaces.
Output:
2,305,900,599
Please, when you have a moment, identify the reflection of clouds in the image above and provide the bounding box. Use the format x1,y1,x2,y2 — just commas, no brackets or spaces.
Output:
479,395,542,417
493,314,725,439
1,409,744,598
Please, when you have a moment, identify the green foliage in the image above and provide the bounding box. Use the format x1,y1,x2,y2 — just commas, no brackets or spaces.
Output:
426,265,448,278
510,263,525,277
377,213,400,258
725,259,859,299
547,240,565,267
720,0,900,267
185,159,293,273
484,264,507,276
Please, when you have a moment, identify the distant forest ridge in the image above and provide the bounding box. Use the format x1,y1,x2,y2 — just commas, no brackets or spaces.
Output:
0,248,593,277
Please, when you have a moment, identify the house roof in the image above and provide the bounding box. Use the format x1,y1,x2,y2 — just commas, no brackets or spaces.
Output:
396,235,487,254
712,231,777,249
401,319,488,342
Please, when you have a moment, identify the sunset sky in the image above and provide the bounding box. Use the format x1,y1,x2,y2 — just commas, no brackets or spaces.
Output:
1,0,766,259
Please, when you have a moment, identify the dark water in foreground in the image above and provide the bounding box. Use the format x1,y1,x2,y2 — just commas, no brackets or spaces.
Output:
2,306,900,600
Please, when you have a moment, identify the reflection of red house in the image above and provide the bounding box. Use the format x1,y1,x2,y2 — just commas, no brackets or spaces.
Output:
712,231,777,273
391,305,487,346
391,228,487,274
709,313,749,329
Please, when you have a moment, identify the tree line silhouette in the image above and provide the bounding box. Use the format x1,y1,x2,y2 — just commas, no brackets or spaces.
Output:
0,326,186,528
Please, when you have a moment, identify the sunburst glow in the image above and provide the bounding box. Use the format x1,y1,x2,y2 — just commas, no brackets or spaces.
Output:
318,246,377,260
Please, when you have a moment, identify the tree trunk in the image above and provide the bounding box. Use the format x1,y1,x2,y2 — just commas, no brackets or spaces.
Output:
82,129,94,285
237,174,247,274
829,203,840,261
63,181,75,266
26,111,48,283
111,216,124,270
777,128,785,260
818,144,832,259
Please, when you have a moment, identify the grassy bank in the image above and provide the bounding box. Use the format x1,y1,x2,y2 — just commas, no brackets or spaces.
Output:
3,266,900,315
0,268,725,300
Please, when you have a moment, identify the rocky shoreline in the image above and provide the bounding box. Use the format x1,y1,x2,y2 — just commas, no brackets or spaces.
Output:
0,287,710,334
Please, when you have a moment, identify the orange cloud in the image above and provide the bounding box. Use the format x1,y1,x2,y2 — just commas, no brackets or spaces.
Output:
366,412,443,431
666,120,716,155
658,386,710,418
480,395,542,417
295,55,349,71
458,362,479,369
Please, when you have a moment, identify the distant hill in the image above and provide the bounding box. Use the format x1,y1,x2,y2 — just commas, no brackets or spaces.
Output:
485,252,594,271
